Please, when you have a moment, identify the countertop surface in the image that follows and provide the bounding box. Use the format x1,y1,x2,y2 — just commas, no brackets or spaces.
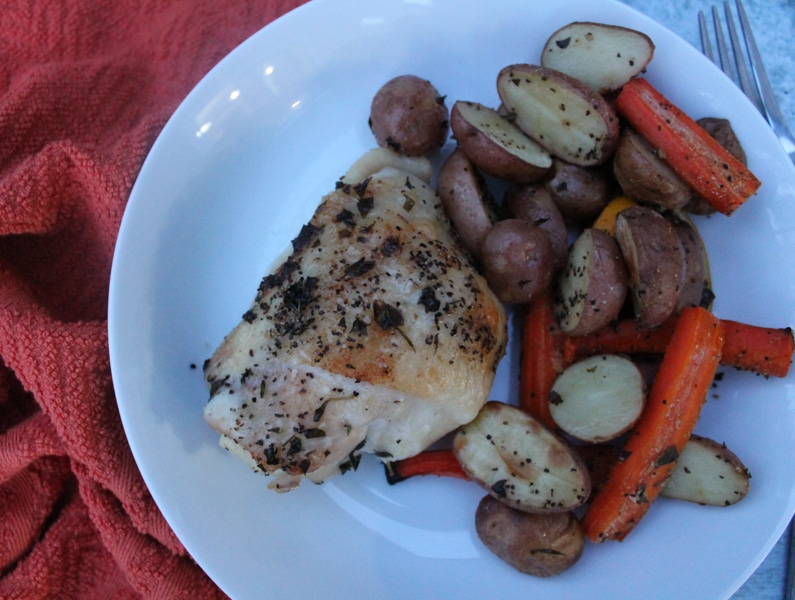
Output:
620,2,794,598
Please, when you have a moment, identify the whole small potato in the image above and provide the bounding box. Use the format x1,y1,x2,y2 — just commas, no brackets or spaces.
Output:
475,495,585,577
369,75,449,156
503,184,568,269
544,158,611,222
481,219,555,304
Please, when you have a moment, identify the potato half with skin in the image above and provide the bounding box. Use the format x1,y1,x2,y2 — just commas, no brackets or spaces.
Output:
453,401,591,513
612,127,694,210
497,64,619,166
661,434,751,506
502,184,568,269
549,354,646,443
480,219,556,304
671,214,713,311
369,75,449,156
541,22,655,95
554,228,628,336
545,159,611,223
476,495,585,577
450,100,552,184
437,147,498,261
615,206,686,329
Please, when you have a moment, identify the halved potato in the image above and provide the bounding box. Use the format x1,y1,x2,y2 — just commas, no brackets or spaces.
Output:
541,22,655,94
496,64,619,166
554,228,628,336
437,147,498,261
615,205,686,329
671,213,713,311
549,354,646,443
452,401,591,513
451,100,552,184
661,434,751,506
612,127,694,210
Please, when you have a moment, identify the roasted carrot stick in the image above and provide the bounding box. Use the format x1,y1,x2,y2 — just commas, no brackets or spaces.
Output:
615,78,761,216
562,317,678,365
564,315,793,378
384,449,468,484
519,290,565,429
582,306,724,542
720,320,794,378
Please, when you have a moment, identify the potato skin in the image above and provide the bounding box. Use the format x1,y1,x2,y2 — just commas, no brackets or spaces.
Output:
437,147,498,261
475,495,585,577
545,159,611,223
480,219,555,304
450,100,552,184
502,184,568,269
615,206,686,329
612,127,694,210
369,75,449,156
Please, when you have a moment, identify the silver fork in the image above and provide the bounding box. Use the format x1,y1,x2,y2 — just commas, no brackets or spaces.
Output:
699,2,795,599
699,0,795,164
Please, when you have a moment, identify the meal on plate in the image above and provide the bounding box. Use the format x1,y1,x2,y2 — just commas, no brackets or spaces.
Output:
203,19,793,577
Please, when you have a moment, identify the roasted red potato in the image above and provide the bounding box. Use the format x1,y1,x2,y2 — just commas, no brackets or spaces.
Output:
369,74,449,156
450,100,552,184
496,64,620,166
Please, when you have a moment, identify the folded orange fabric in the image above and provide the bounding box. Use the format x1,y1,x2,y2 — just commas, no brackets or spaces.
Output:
0,1,306,597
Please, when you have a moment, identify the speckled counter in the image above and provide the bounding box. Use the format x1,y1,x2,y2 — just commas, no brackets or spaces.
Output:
619,2,794,598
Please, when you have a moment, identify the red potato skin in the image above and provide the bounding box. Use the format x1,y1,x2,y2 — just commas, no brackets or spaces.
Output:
450,101,551,184
615,206,686,329
503,184,568,269
480,219,556,304
369,75,449,156
544,159,611,223
437,147,497,261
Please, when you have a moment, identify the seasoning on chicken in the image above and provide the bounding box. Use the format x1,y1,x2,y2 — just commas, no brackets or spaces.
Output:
203,164,507,491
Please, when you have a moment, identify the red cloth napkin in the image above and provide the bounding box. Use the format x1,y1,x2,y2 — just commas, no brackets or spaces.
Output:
0,1,307,597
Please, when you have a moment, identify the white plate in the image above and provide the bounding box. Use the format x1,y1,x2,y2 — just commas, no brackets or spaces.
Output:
108,0,795,598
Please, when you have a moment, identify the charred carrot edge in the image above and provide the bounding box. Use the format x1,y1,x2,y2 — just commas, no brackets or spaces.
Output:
519,290,564,429
614,78,761,216
582,307,725,542
564,315,793,378
384,449,469,484
720,320,794,378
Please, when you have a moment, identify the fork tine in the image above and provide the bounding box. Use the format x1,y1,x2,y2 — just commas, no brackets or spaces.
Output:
724,1,765,114
698,11,715,62
711,6,736,83
735,0,786,125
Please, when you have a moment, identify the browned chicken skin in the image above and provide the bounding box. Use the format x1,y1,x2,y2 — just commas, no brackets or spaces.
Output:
204,164,507,491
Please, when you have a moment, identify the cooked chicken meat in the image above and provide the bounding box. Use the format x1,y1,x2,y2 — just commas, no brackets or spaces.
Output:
203,162,507,491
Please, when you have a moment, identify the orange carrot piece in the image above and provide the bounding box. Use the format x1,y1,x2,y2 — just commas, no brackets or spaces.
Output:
384,449,469,484
582,307,724,542
562,317,678,366
615,78,761,216
564,315,793,378
519,290,564,429
720,320,794,378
